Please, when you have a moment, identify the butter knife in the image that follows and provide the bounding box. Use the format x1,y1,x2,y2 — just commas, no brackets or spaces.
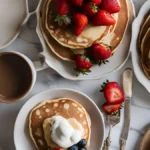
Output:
120,69,133,150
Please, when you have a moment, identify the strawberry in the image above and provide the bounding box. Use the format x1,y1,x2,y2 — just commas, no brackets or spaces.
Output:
54,148,60,150
92,44,112,60
90,0,101,5
84,2,99,16
71,0,84,7
101,0,120,14
74,55,92,76
54,15,71,27
101,81,125,104
58,0,71,15
72,13,88,36
92,10,116,26
102,102,121,114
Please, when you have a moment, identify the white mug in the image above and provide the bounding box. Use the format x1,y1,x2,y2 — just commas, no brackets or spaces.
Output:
0,51,47,103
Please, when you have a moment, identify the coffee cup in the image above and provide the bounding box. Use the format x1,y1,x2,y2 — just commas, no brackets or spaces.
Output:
0,51,47,103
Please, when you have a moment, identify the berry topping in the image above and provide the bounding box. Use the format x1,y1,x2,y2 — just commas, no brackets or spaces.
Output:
72,13,88,36
77,139,87,147
90,0,101,5
55,15,71,27
74,55,92,76
54,148,60,150
71,0,84,7
68,145,79,150
92,10,116,26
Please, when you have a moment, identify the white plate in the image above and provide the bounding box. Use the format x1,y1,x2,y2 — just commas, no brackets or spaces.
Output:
0,0,29,49
35,0,135,80
130,0,150,93
14,88,105,150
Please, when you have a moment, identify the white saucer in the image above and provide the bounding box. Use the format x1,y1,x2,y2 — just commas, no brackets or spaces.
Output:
14,88,105,150
0,0,29,49
130,0,150,93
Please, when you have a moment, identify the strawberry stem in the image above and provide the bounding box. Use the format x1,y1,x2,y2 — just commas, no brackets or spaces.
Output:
100,80,109,92
74,68,91,77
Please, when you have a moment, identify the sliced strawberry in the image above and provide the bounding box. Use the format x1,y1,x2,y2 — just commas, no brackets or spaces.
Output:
102,82,125,104
92,44,112,60
90,0,102,5
84,2,99,16
101,0,120,14
71,0,84,7
58,0,71,15
102,102,122,114
75,55,92,76
92,10,116,26
72,13,88,36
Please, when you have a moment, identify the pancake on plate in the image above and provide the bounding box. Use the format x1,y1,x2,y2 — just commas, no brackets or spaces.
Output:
45,0,115,49
29,98,91,150
138,14,150,80
39,0,85,62
139,14,150,51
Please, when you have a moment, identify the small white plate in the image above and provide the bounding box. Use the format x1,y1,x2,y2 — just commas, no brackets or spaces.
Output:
14,88,105,150
130,0,150,93
0,0,29,49
35,0,135,80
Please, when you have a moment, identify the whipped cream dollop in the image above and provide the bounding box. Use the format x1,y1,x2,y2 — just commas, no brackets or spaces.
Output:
50,116,83,148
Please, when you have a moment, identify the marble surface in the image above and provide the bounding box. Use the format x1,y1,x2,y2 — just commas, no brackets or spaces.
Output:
0,0,150,150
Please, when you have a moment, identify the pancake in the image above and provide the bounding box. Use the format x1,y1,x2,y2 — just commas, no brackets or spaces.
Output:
141,58,150,80
141,28,150,71
39,0,85,62
139,14,150,51
29,98,91,150
45,0,115,49
99,0,129,53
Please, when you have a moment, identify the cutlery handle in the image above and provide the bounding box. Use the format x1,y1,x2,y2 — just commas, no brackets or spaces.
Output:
102,125,112,150
120,139,126,150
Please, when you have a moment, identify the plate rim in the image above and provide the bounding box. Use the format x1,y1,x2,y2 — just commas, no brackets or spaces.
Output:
130,0,150,93
0,0,29,49
35,0,135,80
14,88,105,150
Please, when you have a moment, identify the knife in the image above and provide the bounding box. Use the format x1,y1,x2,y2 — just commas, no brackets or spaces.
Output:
120,69,133,150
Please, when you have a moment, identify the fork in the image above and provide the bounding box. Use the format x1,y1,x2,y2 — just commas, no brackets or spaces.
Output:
102,111,121,150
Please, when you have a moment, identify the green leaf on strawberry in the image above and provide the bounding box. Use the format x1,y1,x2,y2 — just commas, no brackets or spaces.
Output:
54,15,71,27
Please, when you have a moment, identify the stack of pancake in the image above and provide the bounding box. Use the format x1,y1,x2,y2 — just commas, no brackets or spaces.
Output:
29,98,91,150
139,14,150,80
38,0,130,62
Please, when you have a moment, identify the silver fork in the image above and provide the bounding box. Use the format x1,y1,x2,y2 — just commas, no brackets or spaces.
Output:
102,111,121,150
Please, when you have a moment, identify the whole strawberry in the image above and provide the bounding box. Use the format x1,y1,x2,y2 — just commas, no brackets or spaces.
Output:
84,2,99,16
75,55,92,76
92,44,112,60
73,13,88,36
92,10,116,26
90,0,101,5
58,0,71,15
101,0,120,14
71,0,84,7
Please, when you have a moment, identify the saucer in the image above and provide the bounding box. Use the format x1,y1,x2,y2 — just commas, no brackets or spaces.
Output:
0,0,28,49
14,88,105,150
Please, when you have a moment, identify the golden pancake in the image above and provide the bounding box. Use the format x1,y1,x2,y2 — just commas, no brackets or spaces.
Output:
141,28,150,71
45,0,115,49
29,98,91,150
139,14,150,51
99,0,129,53
39,0,85,62
141,58,150,80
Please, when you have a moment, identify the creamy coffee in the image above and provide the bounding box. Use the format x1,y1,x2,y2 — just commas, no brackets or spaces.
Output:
0,53,32,102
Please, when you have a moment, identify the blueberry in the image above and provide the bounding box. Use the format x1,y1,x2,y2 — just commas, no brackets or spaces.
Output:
79,148,87,150
77,139,87,147
68,145,79,150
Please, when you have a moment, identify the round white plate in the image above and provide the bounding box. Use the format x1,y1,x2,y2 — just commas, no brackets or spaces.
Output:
0,0,29,49
130,0,150,93
35,0,135,80
14,88,105,150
